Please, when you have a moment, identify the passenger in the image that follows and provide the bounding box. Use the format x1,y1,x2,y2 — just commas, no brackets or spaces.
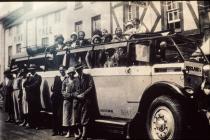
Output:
111,47,127,67
25,64,42,130
55,34,65,50
12,69,23,124
92,29,102,37
132,18,147,33
19,69,29,127
112,27,127,42
156,41,167,62
50,66,66,136
101,29,113,43
1,69,14,123
70,32,78,49
104,51,114,67
91,34,102,45
76,31,90,47
124,21,134,35
62,67,76,138
64,32,78,50
73,63,94,140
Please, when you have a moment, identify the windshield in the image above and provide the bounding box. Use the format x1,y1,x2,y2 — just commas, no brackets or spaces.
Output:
172,36,208,64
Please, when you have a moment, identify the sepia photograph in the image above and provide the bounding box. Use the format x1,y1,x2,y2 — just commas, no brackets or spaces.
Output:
0,1,210,140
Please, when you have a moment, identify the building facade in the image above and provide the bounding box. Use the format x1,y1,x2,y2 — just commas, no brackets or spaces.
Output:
0,1,210,80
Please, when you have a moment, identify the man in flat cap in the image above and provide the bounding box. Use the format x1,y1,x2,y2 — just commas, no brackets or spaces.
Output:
25,64,42,129
74,63,94,140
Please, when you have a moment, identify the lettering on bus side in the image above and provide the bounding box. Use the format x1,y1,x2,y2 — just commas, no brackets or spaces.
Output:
100,109,113,113
186,66,201,72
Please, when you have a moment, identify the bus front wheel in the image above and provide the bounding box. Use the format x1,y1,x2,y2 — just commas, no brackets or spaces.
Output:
146,95,183,140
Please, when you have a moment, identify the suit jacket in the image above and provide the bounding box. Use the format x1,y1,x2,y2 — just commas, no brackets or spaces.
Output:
62,77,76,100
51,76,62,94
25,73,42,106
74,73,93,102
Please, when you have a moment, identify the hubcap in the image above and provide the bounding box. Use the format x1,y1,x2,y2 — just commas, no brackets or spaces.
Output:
150,106,175,139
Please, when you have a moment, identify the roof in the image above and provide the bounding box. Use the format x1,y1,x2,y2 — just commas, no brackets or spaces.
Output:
6,2,67,28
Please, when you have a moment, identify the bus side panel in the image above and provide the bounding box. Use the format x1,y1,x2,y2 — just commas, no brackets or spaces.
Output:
38,71,60,112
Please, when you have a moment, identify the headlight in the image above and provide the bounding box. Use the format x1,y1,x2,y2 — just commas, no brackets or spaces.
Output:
183,87,194,95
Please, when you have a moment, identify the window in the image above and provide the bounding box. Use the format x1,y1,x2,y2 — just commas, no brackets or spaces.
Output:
128,4,138,21
92,15,101,36
42,37,49,47
155,39,183,63
75,2,83,10
16,44,21,53
94,46,128,68
166,1,181,32
75,21,83,33
55,11,61,23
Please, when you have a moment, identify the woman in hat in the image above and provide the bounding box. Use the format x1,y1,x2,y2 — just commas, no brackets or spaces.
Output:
62,67,76,138
112,27,127,42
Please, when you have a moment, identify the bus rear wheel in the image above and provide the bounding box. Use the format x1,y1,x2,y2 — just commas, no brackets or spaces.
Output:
146,95,183,140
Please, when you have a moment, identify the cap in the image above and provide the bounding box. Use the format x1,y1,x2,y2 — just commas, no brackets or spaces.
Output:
67,67,76,74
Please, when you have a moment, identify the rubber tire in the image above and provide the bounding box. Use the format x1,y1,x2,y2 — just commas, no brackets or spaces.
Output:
146,95,184,140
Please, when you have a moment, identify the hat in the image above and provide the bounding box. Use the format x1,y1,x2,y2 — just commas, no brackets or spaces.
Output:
67,67,75,74
28,64,37,70
75,63,84,70
125,21,133,28
55,34,64,41
71,32,77,38
92,34,101,44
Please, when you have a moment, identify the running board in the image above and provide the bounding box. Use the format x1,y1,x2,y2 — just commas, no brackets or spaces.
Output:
95,119,128,126
94,118,131,138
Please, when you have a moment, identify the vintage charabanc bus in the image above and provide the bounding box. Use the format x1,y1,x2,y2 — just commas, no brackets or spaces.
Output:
10,31,210,139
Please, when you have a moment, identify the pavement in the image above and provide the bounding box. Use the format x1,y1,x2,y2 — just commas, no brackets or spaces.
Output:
0,109,113,140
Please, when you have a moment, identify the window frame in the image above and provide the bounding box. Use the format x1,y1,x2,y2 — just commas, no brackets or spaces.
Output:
166,1,182,32
91,15,101,36
75,20,83,33
41,37,49,47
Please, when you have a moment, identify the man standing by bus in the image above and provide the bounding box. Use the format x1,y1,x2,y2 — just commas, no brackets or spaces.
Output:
74,64,94,140
25,64,42,129
51,66,66,136
0,69,14,123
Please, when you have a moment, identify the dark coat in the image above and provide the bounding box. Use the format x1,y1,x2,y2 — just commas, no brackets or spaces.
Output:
24,73,42,110
51,75,63,104
73,73,94,126
1,77,14,113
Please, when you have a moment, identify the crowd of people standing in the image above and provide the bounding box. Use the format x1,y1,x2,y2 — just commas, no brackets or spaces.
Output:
0,63,94,140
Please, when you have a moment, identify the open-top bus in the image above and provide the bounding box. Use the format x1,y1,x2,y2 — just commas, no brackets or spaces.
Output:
10,32,210,139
